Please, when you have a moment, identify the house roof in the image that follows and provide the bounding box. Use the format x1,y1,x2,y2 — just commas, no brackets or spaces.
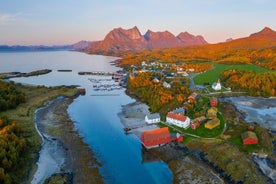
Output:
172,107,184,114
146,113,160,120
241,131,258,140
167,112,187,122
142,127,170,140
191,116,206,124
188,92,198,100
206,117,220,126
207,107,218,114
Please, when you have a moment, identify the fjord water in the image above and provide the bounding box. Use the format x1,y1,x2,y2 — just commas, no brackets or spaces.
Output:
0,51,172,184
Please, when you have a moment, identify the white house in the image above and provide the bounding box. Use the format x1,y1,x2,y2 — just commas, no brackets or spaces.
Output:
145,113,161,124
212,79,221,91
163,81,171,88
166,112,190,129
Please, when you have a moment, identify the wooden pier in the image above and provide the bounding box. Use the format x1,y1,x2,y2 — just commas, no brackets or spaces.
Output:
78,71,116,76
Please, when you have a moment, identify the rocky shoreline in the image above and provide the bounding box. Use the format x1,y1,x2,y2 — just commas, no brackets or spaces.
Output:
32,97,103,184
118,101,225,184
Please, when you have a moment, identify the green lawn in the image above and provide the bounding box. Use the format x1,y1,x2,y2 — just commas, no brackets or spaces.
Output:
194,63,272,85
164,113,225,138
185,113,225,138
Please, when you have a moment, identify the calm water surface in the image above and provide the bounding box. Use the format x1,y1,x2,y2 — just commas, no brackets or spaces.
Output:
0,51,172,184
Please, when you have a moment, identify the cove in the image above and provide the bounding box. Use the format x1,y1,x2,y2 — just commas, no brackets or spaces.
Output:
1,51,173,184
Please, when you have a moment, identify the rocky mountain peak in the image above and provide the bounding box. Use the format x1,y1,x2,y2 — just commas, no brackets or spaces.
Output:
84,26,208,52
177,31,208,45
250,27,276,37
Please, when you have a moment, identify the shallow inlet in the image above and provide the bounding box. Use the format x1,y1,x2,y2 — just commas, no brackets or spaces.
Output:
1,51,173,184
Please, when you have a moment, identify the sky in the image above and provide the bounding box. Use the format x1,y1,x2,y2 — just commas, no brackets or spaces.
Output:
1,0,276,45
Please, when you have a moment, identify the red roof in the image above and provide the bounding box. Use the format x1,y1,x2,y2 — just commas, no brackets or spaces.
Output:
241,131,258,145
167,112,187,122
141,127,171,147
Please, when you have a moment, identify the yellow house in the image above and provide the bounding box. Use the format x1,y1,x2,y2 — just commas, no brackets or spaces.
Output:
205,117,220,129
206,107,218,119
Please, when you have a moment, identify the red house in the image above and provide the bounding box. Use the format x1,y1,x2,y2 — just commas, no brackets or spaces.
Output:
190,116,206,129
190,121,201,129
241,131,258,145
141,127,183,149
210,97,218,107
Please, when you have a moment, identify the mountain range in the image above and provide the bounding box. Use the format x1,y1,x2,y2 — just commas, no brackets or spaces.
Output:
1,26,276,53
84,26,208,53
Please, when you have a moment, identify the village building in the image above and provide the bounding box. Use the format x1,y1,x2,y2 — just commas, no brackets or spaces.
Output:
248,125,255,131
145,113,161,124
188,92,199,102
241,131,258,145
212,79,222,91
141,61,147,67
151,76,161,83
210,97,218,107
163,81,171,88
141,127,183,149
78,88,86,96
172,107,185,115
190,120,201,130
170,133,183,142
166,112,190,129
190,116,206,129
176,67,189,77
206,107,218,119
205,117,220,129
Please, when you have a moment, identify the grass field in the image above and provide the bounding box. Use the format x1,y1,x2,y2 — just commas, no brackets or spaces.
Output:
193,63,272,85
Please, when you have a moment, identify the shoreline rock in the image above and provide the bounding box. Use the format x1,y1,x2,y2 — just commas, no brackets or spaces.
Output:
32,96,103,184
118,101,225,184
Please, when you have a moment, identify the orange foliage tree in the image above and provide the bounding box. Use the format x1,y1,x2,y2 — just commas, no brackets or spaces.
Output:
220,70,276,96
128,72,190,113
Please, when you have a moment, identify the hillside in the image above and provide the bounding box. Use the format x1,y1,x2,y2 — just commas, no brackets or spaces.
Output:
83,26,208,53
117,27,276,70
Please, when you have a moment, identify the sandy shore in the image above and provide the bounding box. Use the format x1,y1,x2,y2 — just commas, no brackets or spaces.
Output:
118,101,224,184
32,97,103,184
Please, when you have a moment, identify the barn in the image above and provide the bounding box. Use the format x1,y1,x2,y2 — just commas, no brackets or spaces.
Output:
210,97,218,107
241,131,258,145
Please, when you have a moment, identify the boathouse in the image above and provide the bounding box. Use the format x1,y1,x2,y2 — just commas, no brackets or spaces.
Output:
141,127,183,149
241,131,258,145
78,88,86,96
141,127,171,149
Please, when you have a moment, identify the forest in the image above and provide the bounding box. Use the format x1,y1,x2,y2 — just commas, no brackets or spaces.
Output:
0,81,27,183
0,81,25,111
116,46,276,71
0,116,26,184
127,72,190,116
220,70,276,96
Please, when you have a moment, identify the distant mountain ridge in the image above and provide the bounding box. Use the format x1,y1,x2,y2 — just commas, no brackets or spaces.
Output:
0,45,72,52
217,27,276,49
84,26,208,53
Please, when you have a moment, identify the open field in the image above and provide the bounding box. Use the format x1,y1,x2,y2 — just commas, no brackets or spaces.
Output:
194,63,273,85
